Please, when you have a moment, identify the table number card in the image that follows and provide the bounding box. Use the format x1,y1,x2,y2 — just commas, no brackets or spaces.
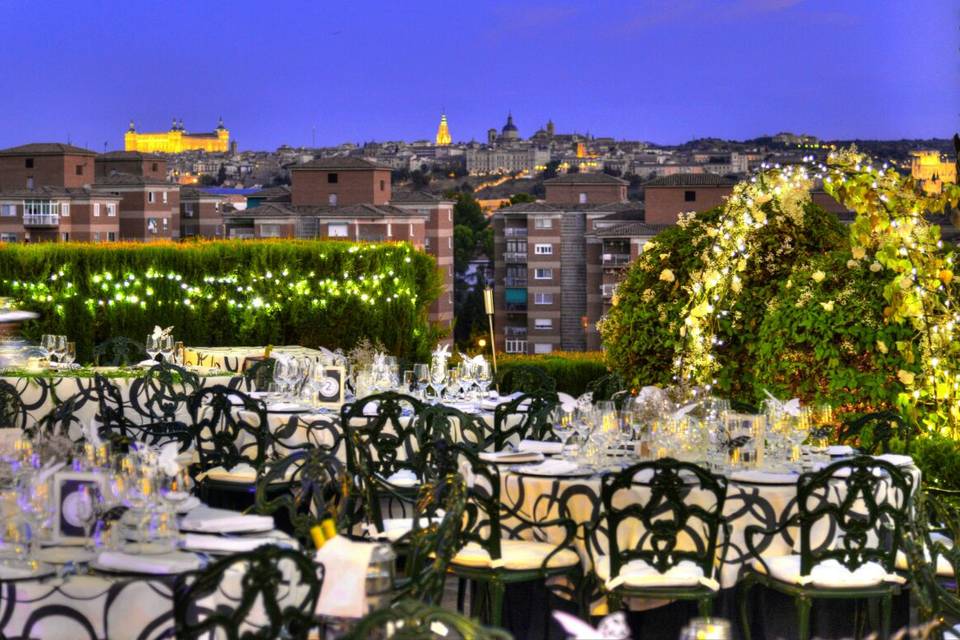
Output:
316,366,345,409
52,471,108,545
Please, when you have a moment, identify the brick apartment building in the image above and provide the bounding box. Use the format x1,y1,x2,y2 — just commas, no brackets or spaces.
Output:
644,173,736,224
95,152,180,240
180,187,227,238
219,157,454,334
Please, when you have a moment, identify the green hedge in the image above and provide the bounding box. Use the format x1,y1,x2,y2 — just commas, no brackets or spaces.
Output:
0,240,443,363
496,352,609,397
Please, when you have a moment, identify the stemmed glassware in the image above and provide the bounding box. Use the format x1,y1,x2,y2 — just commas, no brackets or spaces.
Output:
413,364,430,400
159,335,175,363
446,367,461,401
428,361,446,403
40,335,68,365
61,342,76,366
16,473,52,561
475,361,492,399
549,406,575,454
145,336,160,362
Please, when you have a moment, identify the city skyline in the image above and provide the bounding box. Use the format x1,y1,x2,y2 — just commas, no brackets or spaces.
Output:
0,0,956,150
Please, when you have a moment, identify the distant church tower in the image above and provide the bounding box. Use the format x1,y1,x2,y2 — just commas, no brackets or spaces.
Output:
435,113,451,146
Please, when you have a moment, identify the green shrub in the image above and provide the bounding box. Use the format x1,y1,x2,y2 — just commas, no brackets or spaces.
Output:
496,352,608,396
600,202,846,404
0,240,443,363
909,434,960,493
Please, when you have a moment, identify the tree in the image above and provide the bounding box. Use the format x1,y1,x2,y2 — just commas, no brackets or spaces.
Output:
509,193,535,205
541,160,561,180
453,194,486,231
567,164,580,174
453,225,476,275
411,170,431,189
198,174,218,186
217,164,227,185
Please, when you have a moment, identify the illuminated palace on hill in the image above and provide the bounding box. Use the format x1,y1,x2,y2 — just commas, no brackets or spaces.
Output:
124,118,230,153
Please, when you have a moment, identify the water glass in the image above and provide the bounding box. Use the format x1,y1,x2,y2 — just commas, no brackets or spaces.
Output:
402,370,415,394
724,413,766,468
159,335,175,363
61,342,76,366
413,363,430,399
145,335,160,362
40,335,57,362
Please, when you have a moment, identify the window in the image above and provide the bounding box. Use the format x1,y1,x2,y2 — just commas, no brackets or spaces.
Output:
534,292,554,305
162,218,168,230
92,232,101,242
162,192,168,204
684,190,696,202
60,232,69,241
534,217,552,229
328,193,338,206
24,159,33,169
534,244,553,255
26,177,33,189
327,172,339,184
578,192,587,204
534,268,553,280
0,204,16,217
61,203,69,217
386,223,392,237
534,318,553,330
184,203,195,217
147,218,158,234
409,223,414,236
379,180,385,191
505,339,527,354
260,224,281,238
93,203,100,217
328,223,349,238
0,233,16,243
148,192,155,204
151,162,158,172
534,343,553,354
75,164,84,176
107,232,116,242
107,203,116,217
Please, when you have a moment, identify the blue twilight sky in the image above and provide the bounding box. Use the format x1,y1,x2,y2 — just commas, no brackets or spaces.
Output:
0,0,957,151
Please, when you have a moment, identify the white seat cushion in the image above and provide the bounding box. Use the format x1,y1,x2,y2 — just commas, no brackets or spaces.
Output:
594,556,711,590
366,516,443,542
451,540,580,571
753,555,905,588
895,533,954,576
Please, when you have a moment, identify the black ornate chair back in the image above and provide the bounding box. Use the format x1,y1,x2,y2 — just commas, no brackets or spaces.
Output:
903,490,960,633
0,380,28,431
415,403,490,454
394,473,468,604
492,393,559,450
243,357,276,392
268,413,343,461
93,336,147,367
795,456,913,576
95,373,193,453
343,598,513,640
254,448,358,548
173,545,322,640
498,364,556,396
30,393,85,442
839,411,914,454
587,372,630,405
188,385,268,473
127,362,200,425
600,458,728,581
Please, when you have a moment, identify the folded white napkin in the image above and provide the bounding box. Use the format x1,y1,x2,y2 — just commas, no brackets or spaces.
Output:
519,459,580,476
315,536,376,618
267,402,307,413
180,506,275,533
518,440,564,455
730,470,799,485
198,462,258,483
136,359,158,367
97,551,201,575
479,450,544,464
828,445,855,456
182,533,290,553
553,611,630,640
384,469,418,487
875,453,913,467
175,496,202,514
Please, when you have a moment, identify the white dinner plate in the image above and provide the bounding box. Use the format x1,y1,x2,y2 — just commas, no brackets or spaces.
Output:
35,547,96,565
510,465,594,478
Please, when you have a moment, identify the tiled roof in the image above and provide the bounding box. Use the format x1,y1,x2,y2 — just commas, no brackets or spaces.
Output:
95,172,172,187
180,187,226,200
543,172,628,185
97,150,164,160
0,143,97,156
0,186,121,199
598,208,645,222
222,201,424,219
293,156,390,171
247,185,291,200
594,222,674,237
644,173,737,187
390,190,453,203
497,200,643,214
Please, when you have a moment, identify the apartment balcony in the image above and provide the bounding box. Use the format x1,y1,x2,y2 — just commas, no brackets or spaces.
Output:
504,326,528,338
503,251,528,263
504,227,528,238
504,276,527,287
602,253,632,267
601,284,617,299
22,214,60,227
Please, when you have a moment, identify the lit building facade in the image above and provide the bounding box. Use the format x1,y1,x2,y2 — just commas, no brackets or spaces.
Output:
125,118,230,154
435,114,451,146
912,151,957,194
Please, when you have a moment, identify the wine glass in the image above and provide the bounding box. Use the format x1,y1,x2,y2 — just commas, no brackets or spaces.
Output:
40,335,56,363
413,364,430,400
61,341,76,366
159,335,175,363
475,361,492,399
549,406,575,455
145,335,160,362
73,485,99,554
52,336,67,365
159,466,194,512
446,367,461,401
402,370,415,394
17,474,52,559
428,362,446,403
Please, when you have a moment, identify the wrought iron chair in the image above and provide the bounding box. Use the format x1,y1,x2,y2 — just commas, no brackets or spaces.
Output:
30,393,85,442
902,490,960,638
173,544,322,640
242,357,276,392
434,442,581,629
267,412,343,461
93,336,147,367
839,410,915,454
253,448,358,549
188,385,269,509
498,364,557,397
492,393,559,450
416,402,491,453
590,458,729,617
586,372,630,406
340,391,427,533
738,456,915,640
0,379,28,431
343,598,513,640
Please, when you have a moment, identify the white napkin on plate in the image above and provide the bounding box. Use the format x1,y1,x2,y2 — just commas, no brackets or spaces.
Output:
315,536,376,618
96,551,201,575
180,506,275,533
198,463,258,483
182,533,290,553
175,496,202,514
136,359,158,367
520,459,580,476
384,469,418,486
828,445,855,456
518,440,564,455
479,450,544,463
553,611,630,640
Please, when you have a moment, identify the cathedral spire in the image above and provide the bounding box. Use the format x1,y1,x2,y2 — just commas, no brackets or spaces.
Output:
435,112,451,146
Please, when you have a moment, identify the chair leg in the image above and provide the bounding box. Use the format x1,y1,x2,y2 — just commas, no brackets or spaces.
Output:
797,596,812,640
489,580,506,629
880,593,893,640
698,596,712,618
738,576,755,640
866,598,879,639
456,577,467,613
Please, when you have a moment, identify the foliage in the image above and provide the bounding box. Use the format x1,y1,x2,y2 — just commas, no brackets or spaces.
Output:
908,434,960,493
496,352,608,397
0,240,442,364
509,193,535,205
752,249,918,411
600,201,845,403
